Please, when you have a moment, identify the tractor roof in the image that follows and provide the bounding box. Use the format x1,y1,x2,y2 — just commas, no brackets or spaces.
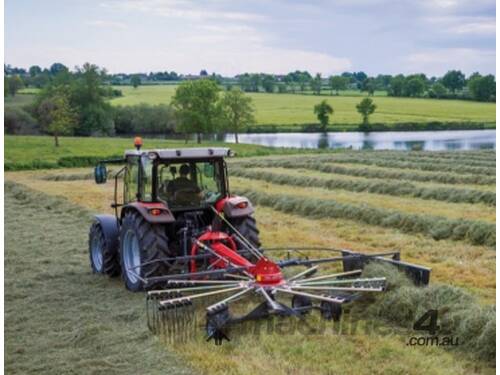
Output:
124,147,233,159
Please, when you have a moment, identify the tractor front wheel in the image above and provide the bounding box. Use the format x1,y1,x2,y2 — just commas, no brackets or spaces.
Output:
88,221,120,277
119,211,172,292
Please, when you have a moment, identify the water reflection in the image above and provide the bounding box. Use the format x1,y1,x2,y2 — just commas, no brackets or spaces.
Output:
225,130,496,151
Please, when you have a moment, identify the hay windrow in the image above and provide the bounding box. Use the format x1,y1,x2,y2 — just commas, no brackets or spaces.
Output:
361,263,495,363
237,188,495,246
312,154,496,177
232,159,496,186
230,167,496,206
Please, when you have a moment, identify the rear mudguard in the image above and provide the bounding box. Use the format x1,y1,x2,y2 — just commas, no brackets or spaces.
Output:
216,196,255,218
94,214,120,254
122,202,175,224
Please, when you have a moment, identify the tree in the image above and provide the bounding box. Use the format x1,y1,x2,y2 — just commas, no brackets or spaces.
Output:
468,74,495,102
298,71,311,92
429,82,447,99
200,69,208,76
261,74,275,93
49,62,68,75
72,63,114,135
404,77,425,97
172,79,220,143
388,75,405,97
219,88,255,144
7,75,23,96
131,75,141,88
29,65,42,77
361,78,376,95
37,93,77,146
442,70,465,93
311,73,322,95
356,98,376,129
313,100,333,131
329,76,348,95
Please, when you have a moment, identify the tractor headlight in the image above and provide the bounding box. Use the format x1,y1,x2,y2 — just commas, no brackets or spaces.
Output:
148,152,158,160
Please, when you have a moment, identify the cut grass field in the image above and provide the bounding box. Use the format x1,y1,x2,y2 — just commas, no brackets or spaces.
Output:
4,179,495,375
110,85,496,125
4,148,495,374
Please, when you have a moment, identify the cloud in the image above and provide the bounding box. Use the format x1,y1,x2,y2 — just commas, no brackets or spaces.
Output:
403,48,495,75
424,16,495,35
86,20,127,29
100,0,267,21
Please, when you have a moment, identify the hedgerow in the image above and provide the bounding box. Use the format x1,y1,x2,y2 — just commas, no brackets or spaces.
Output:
236,188,495,246
362,263,495,363
314,155,495,177
230,167,496,206
233,159,496,185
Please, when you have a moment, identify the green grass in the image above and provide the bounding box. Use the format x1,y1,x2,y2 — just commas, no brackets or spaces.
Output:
4,135,339,170
5,181,495,375
4,93,36,109
110,85,496,125
5,181,196,375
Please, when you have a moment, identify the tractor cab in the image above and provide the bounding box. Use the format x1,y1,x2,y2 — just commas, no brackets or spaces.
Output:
123,147,232,211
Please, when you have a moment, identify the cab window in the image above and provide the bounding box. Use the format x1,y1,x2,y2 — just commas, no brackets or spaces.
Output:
158,161,222,208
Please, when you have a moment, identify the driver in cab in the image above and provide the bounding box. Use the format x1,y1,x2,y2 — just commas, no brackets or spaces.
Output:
166,164,201,204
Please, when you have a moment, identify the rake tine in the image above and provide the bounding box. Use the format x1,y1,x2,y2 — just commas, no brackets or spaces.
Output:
292,269,363,283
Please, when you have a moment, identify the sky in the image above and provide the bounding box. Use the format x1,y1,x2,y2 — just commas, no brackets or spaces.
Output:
4,0,496,76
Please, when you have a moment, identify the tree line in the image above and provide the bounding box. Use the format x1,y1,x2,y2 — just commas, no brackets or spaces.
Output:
235,70,495,102
5,64,256,146
5,63,496,102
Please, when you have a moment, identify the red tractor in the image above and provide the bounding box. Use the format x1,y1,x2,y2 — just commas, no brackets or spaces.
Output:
89,137,260,291
90,138,430,344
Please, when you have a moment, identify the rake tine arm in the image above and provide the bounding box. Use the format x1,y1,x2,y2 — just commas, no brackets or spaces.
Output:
224,273,253,281
257,287,283,311
159,286,245,306
148,283,243,295
167,279,245,286
295,277,386,286
292,269,362,283
274,288,346,304
206,288,253,311
287,266,319,282
291,286,385,292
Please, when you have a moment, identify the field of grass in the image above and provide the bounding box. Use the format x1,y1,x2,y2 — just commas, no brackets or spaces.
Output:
110,85,496,126
4,92,37,109
4,148,496,374
4,135,339,170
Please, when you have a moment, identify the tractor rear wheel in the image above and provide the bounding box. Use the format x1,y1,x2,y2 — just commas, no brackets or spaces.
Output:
229,215,261,257
119,211,173,292
88,221,120,277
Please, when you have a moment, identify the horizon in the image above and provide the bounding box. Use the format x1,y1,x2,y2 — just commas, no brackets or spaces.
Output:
5,0,496,77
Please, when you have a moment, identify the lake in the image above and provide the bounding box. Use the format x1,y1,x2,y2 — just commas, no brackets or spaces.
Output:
224,130,496,151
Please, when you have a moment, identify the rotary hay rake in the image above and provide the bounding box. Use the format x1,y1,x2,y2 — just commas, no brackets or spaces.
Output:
145,224,430,345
